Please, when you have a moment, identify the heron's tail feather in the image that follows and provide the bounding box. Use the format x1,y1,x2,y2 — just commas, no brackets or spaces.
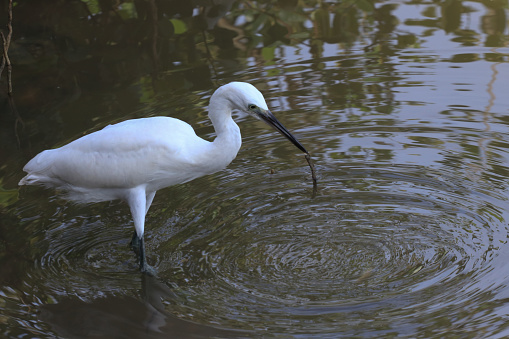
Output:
19,173,49,186
19,174,33,186
19,150,59,186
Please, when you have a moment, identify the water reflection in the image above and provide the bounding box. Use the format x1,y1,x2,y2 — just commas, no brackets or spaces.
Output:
39,275,242,338
2,0,509,337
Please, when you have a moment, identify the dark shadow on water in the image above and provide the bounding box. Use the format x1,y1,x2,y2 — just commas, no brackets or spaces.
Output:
39,275,245,339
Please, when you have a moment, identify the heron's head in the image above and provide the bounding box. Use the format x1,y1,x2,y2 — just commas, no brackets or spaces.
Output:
217,82,269,114
219,82,308,154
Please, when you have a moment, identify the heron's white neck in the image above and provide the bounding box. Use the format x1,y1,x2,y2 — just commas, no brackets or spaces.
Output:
207,93,242,163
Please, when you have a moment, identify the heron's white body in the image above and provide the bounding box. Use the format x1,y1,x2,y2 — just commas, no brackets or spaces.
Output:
21,116,239,204
19,82,302,273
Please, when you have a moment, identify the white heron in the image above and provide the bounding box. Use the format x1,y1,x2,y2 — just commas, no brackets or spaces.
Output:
19,82,309,275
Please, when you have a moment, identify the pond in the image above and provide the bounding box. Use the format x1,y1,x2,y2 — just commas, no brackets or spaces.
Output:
1,0,509,337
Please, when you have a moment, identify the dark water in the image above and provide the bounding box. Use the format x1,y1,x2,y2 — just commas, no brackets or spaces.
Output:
1,0,509,337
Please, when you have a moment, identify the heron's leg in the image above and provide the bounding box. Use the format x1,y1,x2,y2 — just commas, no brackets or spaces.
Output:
130,230,140,251
127,187,156,275
139,236,156,276
131,191,155,251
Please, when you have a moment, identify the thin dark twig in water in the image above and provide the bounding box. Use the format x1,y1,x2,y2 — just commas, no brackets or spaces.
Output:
305,153,318,191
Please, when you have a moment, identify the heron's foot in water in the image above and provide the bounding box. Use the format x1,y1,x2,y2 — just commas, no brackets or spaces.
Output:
135,235,156,276
140,262,157,276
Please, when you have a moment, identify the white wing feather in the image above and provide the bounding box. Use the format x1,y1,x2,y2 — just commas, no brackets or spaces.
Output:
20,117,213,197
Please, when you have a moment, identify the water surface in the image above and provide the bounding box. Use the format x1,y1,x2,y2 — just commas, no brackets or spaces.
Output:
1,0,509,337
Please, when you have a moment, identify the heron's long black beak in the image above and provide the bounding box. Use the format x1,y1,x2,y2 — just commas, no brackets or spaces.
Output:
257,109,308,154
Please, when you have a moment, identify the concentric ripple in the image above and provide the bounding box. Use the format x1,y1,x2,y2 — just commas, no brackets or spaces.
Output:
152,159,509,335
16,112,509,337
27,206,145,298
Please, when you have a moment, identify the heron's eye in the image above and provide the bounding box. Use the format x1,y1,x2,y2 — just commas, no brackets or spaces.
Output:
248,104,257,110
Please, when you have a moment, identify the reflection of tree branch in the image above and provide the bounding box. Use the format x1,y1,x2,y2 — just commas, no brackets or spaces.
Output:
217,17,246,50
484,61,498,128
1,0,24,148
243,1,294,37
0,32,11,94
474,53,500,181
0,0,13,95
243,1,313,47
201,30,218,79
